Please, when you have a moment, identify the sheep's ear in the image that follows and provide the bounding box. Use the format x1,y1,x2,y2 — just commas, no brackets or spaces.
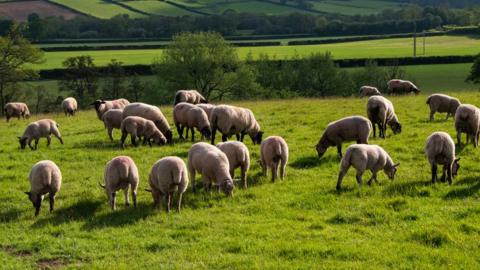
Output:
98,182,106,189
393,163,400,167
100,100,106,104
17,137,22,140
24,191,30,196
144,189,152,193
455,158,461,162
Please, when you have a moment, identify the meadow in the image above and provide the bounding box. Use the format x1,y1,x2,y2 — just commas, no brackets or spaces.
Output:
37,35,480,69
1,93,480,268
48,0,146,19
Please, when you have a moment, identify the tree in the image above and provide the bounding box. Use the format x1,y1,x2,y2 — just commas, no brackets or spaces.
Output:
0,24,43,115
102,59,126,99
127,74,145,102
59,56,98,107
153,32,258,100
27,13,46,41
466,54,480,85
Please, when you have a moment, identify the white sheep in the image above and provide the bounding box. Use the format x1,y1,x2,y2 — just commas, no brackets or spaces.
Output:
122,102,172,143
197,103,216,119
61,97,78,116
91,98,130,120
425,132,460,185
18,119,63,150
359,86,381,98
217,141,250,188
367,95,401,138
187,142,234,196
210,104,263,145
173,102,211,141
174,90,207,105
25,160,62,216
147,156,189,212
387,79,420,95
5,102,30,122
101,156,139,210
454,104,480,147
260,136,288,183
102,109,123,141
426,94,461,121
120,116,166,147
337,144,399,190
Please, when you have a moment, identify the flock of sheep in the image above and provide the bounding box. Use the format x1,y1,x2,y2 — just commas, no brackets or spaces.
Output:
5,78,471,216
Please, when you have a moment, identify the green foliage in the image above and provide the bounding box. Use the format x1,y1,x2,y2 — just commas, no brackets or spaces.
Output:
466,54,480,85
59,56,98,107
102,59,126,100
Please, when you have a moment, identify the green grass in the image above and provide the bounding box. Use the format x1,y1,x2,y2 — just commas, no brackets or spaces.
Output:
49,0,146,19
197,0,315,15
308,0,406,15
37,35,480,69
122,0,196,16
1,93,480,268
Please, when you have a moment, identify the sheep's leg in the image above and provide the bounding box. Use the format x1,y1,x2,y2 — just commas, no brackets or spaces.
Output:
356,170,364,186
131,185,138,208
367,172,377,186
444,113,449,121
108,128,114,141
131,135,138,147
280,158,286,181
475,132,479,148
241,167,248,188
240,133,245,142
110,192,116,210
166,192,173,213
261,158,267,176
191,128,195,142
271,162,279,182
336,143,342,158
457,132,462,146
176,123,183,139
447,164,453,185
336,166,349,190
124,187,130,206
210,128,217,144
190,169,196,193
429,111,435,121
34,197,42,217
236,134,240,141
222,134,228,142
51,129,63,144
46,135,51,147
6,116,10,122
27,139,34,150
431,164,437,184
49,193,55,213
440,165,447,183
372,122,376,138
177,193,183,212
120,132,128,148
34,139,39,150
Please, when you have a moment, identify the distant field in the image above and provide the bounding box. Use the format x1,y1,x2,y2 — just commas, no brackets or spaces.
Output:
48,0,146,19
122,0,195,16
307,0,406,15
0,0,77,21
37,35,480,69
196,0,315,15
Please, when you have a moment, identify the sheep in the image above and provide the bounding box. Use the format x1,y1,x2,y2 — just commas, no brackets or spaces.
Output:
217,141,250,188
120,116,166,148
187,142,234,196
101,156,139,210
210,104,263,145
337,144,399,190
147,157,189,212
359,86,381,98
102,109,123,141
61,97,78,116
5,102,30,122
174,90,207,105
426,94,461,121
260,136,288,183
173,102,211,141
316,116,372,158
91,98,130,120
18,119,64,150
197,103,216,119
425,132,460,185
122,102,173,143
454,104,480,147
387,79,420,95
25,160,62,216
367,95,402,138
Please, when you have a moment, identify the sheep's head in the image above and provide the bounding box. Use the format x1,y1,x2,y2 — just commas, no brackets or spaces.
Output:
250,131,263,145
452,158,461,177
221,179,234,197
24,192,42,216
385,163,400,180
163,129,173,143
18,137,27,149
412,87,420,95
90,100,105,111
316,139,331,158
390,122,402,134
200,127,211,140
154,134,167,145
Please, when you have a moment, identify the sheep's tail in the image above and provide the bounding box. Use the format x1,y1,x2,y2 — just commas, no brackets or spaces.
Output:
340,148,352,169
458,110,469,121
118,164,130,181
172,170,182,185
120,120,126,132
210,112,218,128
426,96,432,105
272,143,283,163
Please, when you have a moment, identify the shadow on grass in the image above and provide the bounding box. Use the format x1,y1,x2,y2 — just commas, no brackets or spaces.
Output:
81,202,154,230
32,199,103,228
72,139,122,150
0,208,23,223
382,180,431,197
290,155,338,169
444,176,480,200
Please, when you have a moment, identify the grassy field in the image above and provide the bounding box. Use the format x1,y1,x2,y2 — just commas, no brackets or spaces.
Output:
1,93,480,268
49,0,146,19
122,0,196,16
37,35,480,69
307,0,405,15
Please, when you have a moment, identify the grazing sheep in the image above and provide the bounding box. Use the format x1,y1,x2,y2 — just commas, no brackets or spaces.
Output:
337,144,399,190
122,102,173,143
120,116,166,148
367,95,402,138
91,98,130,120
217,141,250,188
173,102,211,141
174,90,207,105
454,104,480,147
18,119,63,150
426,94,461,121
210,104,263,145
5,102,30,122
425,132,460,185
187,142,234,196
316,116,372,158
359,86,381,98
102,109,123,141
101,156,139,210
147,157,189,212
197,103,216,119
387,79,420,95
25,160,62,216
260,136,288,183
61,97,78,116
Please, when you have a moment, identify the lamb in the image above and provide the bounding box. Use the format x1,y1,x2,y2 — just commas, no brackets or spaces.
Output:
197,103,216,119
367,95,402,138
316,116,372,158
425,132,460,185
122,102,173,143
210,104,263,145
25,160,62,216
101,156,139,210
5,102,30,122
387,79,420,95
91,98,130,120
454,104,480,147
102,109,124,141
359,86,381,98
61,97,78,116
426,94,461,121
120,116,167,148
260,136,288,183
187,142,234,196
173,102,211,141
337,144,399,190
174,90,207,105
217,141,250,188
18,119,64,150
146,157,189,212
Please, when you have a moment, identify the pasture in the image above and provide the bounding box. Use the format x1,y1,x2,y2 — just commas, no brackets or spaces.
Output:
37,35,480,69
1,93,479,268
48,0,146,19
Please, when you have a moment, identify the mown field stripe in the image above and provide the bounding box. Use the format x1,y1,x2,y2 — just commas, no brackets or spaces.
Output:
103,0,151,16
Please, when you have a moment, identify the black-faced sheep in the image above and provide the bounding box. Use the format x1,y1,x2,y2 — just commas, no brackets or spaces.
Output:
25,160,62,216
101,156,139,210
359,86,381,98
426,94,461,121
197,103,216,119
5,102,30,122
367,95,401,138
425,132,460,185
173,102,211,141
18,119,64,150
454,104,480,147
260,136,288,183
120,116,166,148
122,102,173,143
210,105,263,145
91,98,130,120
102,109,123,141
387,79,420,95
